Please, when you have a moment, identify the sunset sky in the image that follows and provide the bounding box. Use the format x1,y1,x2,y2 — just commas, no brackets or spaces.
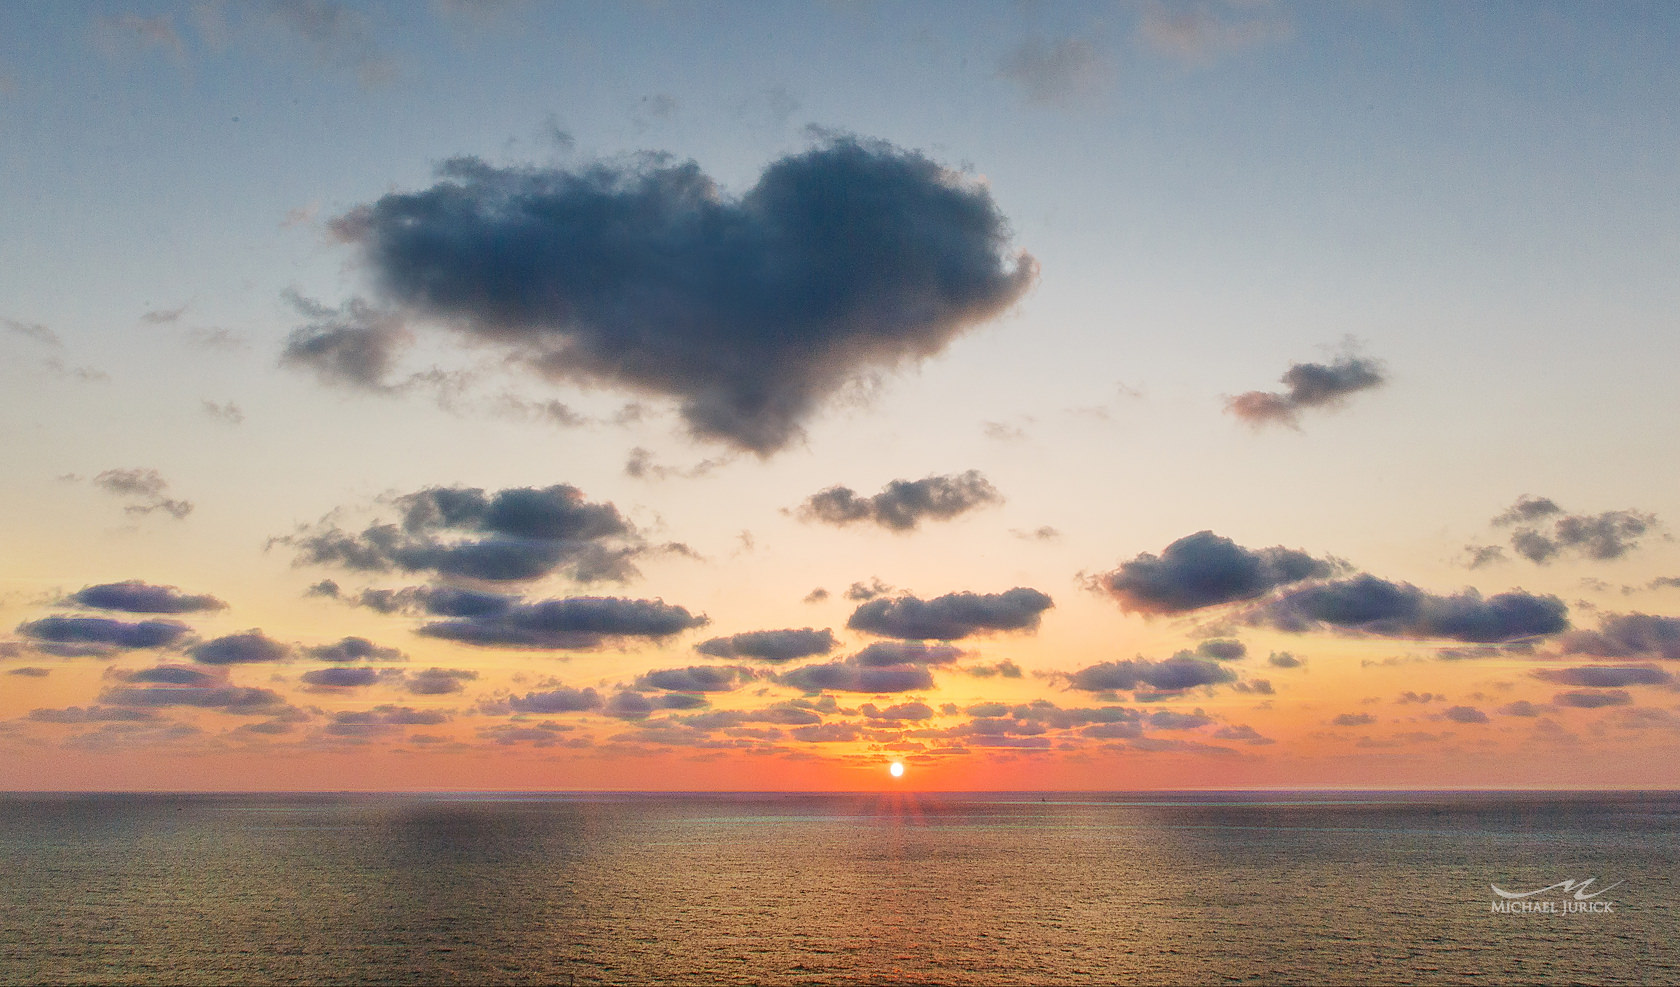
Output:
4,1,1680,790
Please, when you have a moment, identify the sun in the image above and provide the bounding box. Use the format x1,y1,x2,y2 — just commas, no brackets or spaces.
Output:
889,761,905,778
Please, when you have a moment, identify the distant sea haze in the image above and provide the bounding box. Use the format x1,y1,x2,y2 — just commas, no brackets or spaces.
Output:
1,791,1675,985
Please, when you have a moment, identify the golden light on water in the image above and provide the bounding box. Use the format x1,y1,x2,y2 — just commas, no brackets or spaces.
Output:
889,762,905,778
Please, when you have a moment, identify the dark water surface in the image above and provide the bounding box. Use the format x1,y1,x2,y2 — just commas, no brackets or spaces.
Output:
1,791,1676,985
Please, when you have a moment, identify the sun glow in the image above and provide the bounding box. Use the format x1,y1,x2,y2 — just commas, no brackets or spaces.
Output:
889,762,905,778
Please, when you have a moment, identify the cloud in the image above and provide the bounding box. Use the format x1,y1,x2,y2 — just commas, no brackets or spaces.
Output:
1212,724,1274,745
300,666,380,688
1553,690,1632,709
325,705,449,737
93,468,193,519
1560,613,1680,660
201,400,245,424
1332,713,1376,727
1490,496,1658,564
802,588,829,604
304,636,406,663
1253,575,1569,644
326,138,1035,454
797,471,1001,532
1498,700,1544,717
961,660,1024,679
860,701,935,722
417,596,707,650
1226,354,1385,428
266,0,396,85
3,317,60,347
67,580,226,614
1533,665,1672,688
636,665,752,693
279,292,411,390
850,641,966,666
844,578,894,602
1066,655,1237,695
606,691,657,720
1137,2,1292,64
7,667,51,678
1149,710,1214,730
1193,639,1246,661
1095,530,1333,615
502,687,604,714
1267,651,1303,668
189,630,292,665
780,662,935,694
16,616,191,653
403,667,479,695
99,681,289,713
1442,705,1489,724
280,484,647,584
117,666,221,686
29,705,160,724
695,628,837,663
847,587,1053,640
996,35,1111,106
1463,545,1505,569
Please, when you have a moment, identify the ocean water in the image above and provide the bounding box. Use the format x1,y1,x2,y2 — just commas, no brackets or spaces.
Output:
0,791,1676,985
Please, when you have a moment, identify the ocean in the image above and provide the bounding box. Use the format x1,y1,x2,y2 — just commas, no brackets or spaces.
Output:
1,791,1675,985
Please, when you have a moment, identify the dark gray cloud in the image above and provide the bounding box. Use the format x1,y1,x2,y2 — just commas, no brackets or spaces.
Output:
281,483,647,584
1065,655,1237,695
7,667,51,677
1490,496,1658,564
301,666,380,688
279,292,410,389
606,691,657,720
304,636,406,662
1149,710,1214,730
1254,575,1569,644
1096,530,1334,615
1226,354,1385,427
403,667,479,695
961,659,1024,678
188,630,291,665
1553,689,1632,709
859,701,936,722
325,705,449,737
695,627,837,662
1533,665,1672,688
1332,713,1377,727
780,661,935,694
1560,613,1680,660
117,665,221,686
844,578,894,602
326,138,1035,454
29,705,159,724
16,615,191,653
847,587,1053,640
93,468,193,519
797,471,1001,532
100,681,289,713
1193,639,1246,661
803,587,829,603
417,596,707,650
851,641,966,666
1498,700,1544,717
1442,705,1489,724
1267,651,1303,668
636,665,752,693
503,687,604,714
68,580,225,614
1212,724,1274,745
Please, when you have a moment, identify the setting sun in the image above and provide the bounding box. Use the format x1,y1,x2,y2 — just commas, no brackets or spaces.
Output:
889,762,906,778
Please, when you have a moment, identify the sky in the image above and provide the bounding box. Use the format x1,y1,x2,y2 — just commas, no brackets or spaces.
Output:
4,1,1680,791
